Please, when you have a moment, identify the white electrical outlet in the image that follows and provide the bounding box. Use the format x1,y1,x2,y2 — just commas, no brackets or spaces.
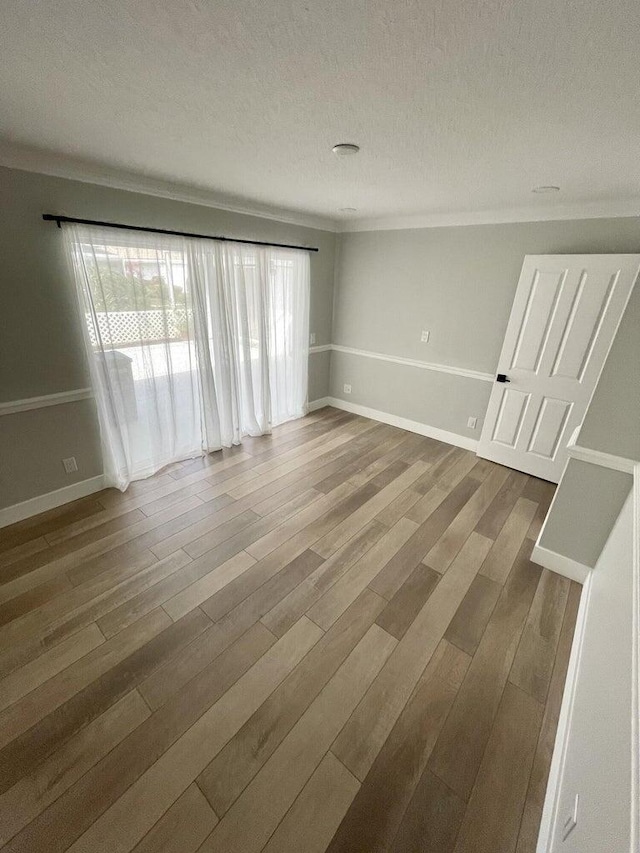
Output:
309,332,316,345
62,456,78,474
343,384,352,395
420,330,430,343
467,416,478,429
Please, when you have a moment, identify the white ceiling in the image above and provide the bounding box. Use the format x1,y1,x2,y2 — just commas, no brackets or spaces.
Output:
1,0,639,230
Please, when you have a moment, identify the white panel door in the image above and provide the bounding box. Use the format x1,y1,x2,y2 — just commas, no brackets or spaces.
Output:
477,254,639,482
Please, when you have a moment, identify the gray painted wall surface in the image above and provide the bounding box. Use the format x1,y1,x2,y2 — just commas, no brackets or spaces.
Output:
0,400,103,508
329,352,491,441
308,350,331,404
539,460,632,568
331,218,640,438
0,166,335,509
577,282,640,461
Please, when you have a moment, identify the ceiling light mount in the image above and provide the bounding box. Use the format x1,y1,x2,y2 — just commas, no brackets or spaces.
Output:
332,143,360,156
532,185,560,194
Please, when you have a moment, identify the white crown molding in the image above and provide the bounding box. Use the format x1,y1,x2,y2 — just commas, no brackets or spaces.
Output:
0,475,105,529
324,397,479,452
0,388,92,416
338,199,640,232
330,344,494,382
0,141,338,233
4,142,639,236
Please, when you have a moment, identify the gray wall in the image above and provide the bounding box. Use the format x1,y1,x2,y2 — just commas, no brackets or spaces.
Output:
539,460,632,567
308,349,331,404
577,283,640,461
331,218,640,440
0,400,103,508
0,166,335,509
330,352,491,440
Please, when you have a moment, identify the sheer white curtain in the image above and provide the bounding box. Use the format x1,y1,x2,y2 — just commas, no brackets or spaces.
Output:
189,240,310,444
65,224,309,490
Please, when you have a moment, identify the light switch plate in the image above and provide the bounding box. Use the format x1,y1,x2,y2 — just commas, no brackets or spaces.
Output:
467,416,477,429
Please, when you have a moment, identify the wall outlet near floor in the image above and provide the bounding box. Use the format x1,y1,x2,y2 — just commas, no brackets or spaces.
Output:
420,330,430,343
309,332,316,345
343,384,352,395
62,456,78,474
467,416,478,429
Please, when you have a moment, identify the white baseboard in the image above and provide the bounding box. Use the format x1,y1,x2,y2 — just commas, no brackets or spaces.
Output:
324,397,479,452
531,543,592,584
0,475,105,529
308,397,331,412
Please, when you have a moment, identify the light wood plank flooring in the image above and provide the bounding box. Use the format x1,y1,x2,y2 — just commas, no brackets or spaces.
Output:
0,407,579,853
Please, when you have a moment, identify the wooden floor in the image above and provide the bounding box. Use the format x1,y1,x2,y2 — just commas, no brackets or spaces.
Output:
0,407,579,853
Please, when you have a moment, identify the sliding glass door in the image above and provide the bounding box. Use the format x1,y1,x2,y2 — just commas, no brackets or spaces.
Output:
65,224,309,491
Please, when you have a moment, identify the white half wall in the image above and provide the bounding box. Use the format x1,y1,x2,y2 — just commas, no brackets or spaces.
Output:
537,479,638,851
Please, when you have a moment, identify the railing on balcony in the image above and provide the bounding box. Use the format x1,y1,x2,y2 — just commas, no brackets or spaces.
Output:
86,309,191,347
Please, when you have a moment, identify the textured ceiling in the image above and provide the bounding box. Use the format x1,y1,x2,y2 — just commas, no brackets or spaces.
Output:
1,0,639,228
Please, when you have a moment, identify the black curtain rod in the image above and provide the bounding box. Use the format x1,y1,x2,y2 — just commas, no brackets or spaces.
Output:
42,214,319,252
